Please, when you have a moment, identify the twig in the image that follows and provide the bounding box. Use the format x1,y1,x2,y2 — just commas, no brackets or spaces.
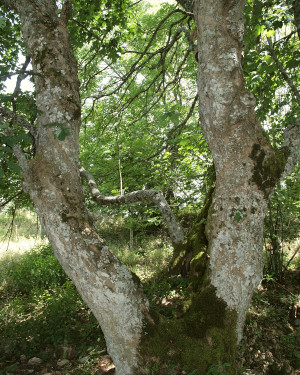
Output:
267,37,300,106
0,191,24,208
285,244,300,271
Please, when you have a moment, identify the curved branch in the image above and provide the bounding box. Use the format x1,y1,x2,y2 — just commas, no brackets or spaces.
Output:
79,167,185,245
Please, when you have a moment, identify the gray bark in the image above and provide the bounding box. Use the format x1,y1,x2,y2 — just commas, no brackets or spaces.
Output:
2,1,148,373
194,0,300,341
80,167,185,245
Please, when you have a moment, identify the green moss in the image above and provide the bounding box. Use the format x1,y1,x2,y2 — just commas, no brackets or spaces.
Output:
249,143,290,198
140,285,238,374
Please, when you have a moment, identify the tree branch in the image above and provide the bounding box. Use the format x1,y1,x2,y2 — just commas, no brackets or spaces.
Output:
0,106,35,137
176,0,195,14
293,0,300,40
267,37,300,106
60,0,72,25
79,167,185,245
0,116,32,177
0,190,24,208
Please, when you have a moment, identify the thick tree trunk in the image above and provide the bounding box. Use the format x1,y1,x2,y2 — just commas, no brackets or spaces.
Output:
193,0,290,343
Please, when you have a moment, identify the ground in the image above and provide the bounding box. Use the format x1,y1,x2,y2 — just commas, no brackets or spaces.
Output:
0,212,299,375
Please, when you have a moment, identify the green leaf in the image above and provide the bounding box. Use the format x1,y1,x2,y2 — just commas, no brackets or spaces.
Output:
7,161,22,174
234,211,247,223
54,128,71,141
0,17,6,29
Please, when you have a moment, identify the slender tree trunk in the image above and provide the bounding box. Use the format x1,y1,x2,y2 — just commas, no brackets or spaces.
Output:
10,2,149,373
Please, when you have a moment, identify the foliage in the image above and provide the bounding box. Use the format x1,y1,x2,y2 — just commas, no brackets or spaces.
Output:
0,243,104,367
0,243,68,295
243,0,300,129
264,165,300,279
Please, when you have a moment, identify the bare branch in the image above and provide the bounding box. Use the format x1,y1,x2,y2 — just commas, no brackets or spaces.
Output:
0,190,24,208
267,37,300,106
80,167,185,245
11,56,31,103
0,106,35,136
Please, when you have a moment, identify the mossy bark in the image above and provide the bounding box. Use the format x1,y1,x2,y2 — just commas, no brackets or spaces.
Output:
138,284,238,374
169,184,214,277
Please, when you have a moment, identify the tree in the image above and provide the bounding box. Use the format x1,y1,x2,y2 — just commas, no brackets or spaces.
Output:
0,0,299,374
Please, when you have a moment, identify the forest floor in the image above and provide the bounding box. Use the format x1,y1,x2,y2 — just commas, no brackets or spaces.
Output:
0,213,299,375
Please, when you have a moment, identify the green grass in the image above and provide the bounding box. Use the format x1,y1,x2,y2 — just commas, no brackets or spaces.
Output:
0,212,299,375
0,243,104,374
0,209,40,241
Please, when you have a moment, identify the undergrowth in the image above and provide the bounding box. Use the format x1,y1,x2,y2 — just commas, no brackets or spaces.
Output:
0,214,299,375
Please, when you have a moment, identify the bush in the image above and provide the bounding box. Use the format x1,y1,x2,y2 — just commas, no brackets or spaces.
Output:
0,243,68,295
0,244,104,362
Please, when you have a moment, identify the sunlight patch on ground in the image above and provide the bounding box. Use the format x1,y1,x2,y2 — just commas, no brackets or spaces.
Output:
0,238,47,258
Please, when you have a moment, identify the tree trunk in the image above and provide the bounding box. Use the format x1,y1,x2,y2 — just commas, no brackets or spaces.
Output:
9,2,149,374
193,0,289,343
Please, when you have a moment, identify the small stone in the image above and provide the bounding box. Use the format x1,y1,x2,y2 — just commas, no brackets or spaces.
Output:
79,355,90,364
20,354,27,362
58,345,77,359
28,357,43,366
57,359,70,367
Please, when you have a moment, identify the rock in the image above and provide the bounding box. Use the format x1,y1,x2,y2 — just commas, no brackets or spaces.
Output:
57,359,70,367
20,354,27,363
58,345,77,359
28,357,43,366
79,355,90,364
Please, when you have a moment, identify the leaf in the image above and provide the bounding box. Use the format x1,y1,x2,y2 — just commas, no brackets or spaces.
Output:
54,128,71,141
0,17,6,29
234,210,247,223
7,161,22,174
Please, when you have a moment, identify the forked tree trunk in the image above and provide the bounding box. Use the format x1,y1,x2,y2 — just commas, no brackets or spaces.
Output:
2,0,299,374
